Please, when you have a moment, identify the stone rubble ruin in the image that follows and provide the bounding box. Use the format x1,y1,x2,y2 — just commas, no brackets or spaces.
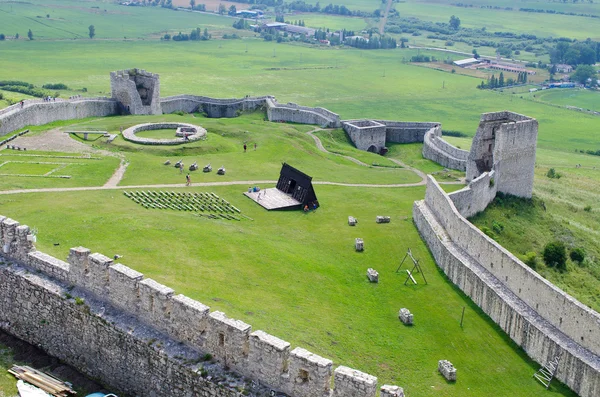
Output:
367,268,379,283
355,238,364,252
438,360,457,381
348,216,357,226
399,308,413,325
376,216,390,224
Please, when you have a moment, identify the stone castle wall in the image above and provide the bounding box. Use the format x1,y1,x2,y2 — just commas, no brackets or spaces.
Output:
466,111,537,198
110,69,161,115
0,99,118,136
0,215,398,397
161,95,271,118
342,120,387,152
447,170,497,218
265,97,341,128
422,128,468,171
413,177,600,397
378,121,440,144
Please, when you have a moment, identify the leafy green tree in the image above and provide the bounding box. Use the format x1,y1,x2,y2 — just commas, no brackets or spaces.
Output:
570,248,585,264
449,15,460,30
190,0,195,8
543,241,567,270
88,25,95,39
27,29,33,40
572,64,597,85
228,5,237,16
218,3,226,14
0,34,5,41
499,72,504,87
15,33,19,39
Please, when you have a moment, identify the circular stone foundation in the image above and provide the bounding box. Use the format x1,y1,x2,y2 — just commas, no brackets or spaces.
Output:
122,122,206,145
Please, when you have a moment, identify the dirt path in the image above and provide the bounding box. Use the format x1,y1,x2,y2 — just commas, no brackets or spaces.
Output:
104,161,129,188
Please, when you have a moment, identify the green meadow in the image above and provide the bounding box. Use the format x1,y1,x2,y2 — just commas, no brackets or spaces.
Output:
524,88,600,113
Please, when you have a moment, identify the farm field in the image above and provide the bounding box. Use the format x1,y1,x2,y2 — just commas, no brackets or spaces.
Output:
524,88,600,113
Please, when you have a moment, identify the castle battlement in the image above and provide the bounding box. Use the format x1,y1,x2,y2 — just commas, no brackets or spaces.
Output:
0,216,393,397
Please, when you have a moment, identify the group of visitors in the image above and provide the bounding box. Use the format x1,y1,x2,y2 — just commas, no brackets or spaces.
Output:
43,96,56,102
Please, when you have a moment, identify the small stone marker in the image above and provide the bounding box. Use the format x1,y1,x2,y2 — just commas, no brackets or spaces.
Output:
376,216,391,223
398,308,413,325
438,360,457,381
380,385,405,397
348,216,357,226
164,160,171,165
203,164,212,172
355,238,364,251
217,166,226,175
367,268,378,283
189,162,198,171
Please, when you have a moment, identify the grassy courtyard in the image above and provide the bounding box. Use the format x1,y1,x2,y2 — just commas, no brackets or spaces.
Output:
0,136,576,397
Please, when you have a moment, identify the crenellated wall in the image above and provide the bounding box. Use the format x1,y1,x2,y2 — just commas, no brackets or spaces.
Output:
0,215,397,397
413,177,600,397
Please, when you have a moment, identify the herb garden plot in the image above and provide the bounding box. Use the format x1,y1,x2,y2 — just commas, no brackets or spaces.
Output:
123,190,243,221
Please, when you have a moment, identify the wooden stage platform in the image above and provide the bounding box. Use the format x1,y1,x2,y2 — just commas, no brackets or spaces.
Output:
244,188,302,210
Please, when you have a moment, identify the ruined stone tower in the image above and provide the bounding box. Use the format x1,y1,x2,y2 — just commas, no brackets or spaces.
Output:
110,69,161,115
466,111,538,198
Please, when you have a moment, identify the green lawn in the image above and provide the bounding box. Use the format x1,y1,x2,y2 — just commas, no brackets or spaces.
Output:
0,151,119,190
0,184,576,397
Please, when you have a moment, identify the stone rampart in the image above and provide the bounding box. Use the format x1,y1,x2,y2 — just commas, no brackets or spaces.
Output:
422,128,468,171
466,111,537,198
447,170,497,218
110,69,161,115
0,99,118,137
161,95,270,118
0,215,397,397
342,119,386,153
377,121,440,144
412,177,600,397
266,97,341,128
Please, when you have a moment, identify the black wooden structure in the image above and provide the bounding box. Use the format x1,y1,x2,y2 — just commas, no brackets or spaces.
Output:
276,163,319,208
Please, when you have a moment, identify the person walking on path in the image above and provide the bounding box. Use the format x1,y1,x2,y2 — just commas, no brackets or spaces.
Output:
179,162,184,174
186,174,191,186
243,143,247,152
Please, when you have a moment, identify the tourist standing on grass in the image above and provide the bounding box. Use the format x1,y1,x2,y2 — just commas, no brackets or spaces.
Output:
244,143,247,152
254,143,257,151
186,174,191,186
180,162,184,174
